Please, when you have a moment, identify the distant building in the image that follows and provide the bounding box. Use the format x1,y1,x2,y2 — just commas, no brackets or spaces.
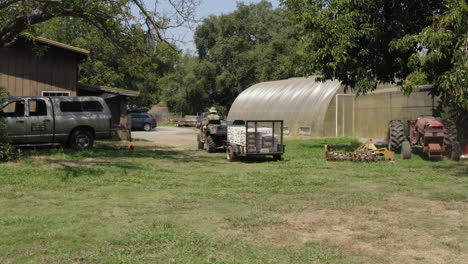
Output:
228,77,436,140
0,35,138,139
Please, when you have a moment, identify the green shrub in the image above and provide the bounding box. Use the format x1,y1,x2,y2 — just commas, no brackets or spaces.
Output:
0,86,19,162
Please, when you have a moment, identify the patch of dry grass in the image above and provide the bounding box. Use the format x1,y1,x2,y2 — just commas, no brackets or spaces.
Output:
221,195,468,264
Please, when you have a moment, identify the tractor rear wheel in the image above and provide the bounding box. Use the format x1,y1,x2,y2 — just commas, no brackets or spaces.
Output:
205,135,216,153
401,140,412,159
442,119,460,160
451,141,462,161
388,120,405,153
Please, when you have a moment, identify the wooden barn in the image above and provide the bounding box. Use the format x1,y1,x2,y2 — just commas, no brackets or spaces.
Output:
0,35,88,96
0,35,138,140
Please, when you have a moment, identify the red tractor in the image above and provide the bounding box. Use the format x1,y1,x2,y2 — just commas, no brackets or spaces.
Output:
388,117,461,160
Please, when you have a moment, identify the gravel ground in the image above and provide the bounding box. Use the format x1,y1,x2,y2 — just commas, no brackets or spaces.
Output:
131,126,198,149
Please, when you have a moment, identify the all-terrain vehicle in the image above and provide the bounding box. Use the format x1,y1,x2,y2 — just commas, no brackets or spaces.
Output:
388,117,461,160
197,119,227,152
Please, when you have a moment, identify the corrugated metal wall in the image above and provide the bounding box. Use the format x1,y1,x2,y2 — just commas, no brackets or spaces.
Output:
0,41,78,96
228,77,435,140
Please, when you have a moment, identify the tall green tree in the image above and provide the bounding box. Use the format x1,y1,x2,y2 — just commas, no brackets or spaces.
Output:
158,56,210,114
159,1,298,114
195,1,298,107
392,1,467,110
282,0,446,91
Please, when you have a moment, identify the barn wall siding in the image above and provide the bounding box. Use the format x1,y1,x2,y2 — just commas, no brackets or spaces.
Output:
0,42,79,96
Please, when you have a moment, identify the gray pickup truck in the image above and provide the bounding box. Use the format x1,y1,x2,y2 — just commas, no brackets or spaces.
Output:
0,96,112,149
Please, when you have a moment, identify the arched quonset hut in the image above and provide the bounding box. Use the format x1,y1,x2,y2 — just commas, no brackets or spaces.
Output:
227,77,435,140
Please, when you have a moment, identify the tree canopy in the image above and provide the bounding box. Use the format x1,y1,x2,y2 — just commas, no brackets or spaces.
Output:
281,0,467,112
0,0,199,50
159,1,298,114
0,1,199,107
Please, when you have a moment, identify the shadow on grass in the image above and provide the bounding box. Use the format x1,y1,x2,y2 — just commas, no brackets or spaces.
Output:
232,156,286,164
430,162,468,177
20,144,201,161
59,165,106,181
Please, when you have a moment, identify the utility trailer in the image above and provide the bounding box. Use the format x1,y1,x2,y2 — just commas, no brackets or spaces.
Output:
226,120,285,161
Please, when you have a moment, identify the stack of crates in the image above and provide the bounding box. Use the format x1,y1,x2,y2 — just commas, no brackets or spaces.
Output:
246,132,257,152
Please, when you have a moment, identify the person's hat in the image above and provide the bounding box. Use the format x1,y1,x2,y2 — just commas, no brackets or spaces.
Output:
209,107,217,113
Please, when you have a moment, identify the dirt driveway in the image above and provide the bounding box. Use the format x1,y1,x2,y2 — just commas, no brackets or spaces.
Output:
132,126,198,149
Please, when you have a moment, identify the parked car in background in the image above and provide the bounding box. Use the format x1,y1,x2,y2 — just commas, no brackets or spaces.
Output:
130,113,157,131
0,96,112,149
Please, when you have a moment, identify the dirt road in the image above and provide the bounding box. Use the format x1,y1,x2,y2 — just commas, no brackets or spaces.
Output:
132,126,198,149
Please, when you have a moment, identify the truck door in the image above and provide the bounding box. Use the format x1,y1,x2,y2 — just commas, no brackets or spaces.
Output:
0,99,27,144
26,99,54,143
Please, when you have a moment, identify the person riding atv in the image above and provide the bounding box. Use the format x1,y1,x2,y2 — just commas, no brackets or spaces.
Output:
197,107,227,152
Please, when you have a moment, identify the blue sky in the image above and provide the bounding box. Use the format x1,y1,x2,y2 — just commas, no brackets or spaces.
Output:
141,0,280,52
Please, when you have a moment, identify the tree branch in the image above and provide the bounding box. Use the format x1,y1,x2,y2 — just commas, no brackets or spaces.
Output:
0,3,53,45
0,0,20,10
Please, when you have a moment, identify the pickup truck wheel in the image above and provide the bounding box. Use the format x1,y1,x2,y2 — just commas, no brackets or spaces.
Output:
70,129,94,150
143,123,152,131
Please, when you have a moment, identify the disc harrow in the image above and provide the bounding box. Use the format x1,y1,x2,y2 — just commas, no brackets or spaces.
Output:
325,139,394,162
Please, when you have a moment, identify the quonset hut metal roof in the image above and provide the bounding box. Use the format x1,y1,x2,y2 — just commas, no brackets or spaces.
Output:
228,77,342,136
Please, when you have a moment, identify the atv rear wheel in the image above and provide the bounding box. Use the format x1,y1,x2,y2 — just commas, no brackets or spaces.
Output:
197,134,204,150
205,135,216,153
401,140,412,160
388,120,405,153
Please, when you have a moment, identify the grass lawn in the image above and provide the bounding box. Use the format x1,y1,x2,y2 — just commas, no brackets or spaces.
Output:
0,137,467,264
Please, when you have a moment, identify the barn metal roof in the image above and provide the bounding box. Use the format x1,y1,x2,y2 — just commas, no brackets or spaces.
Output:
19,34,90,56
78,83,140,97
227,76,342,135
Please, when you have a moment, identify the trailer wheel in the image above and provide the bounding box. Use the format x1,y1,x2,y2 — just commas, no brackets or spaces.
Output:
388,120,405,152
442,119,459,159
226,146,236,161
401,140,412,160
196,134,204,150
272,154,282,161
205,135,216,153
